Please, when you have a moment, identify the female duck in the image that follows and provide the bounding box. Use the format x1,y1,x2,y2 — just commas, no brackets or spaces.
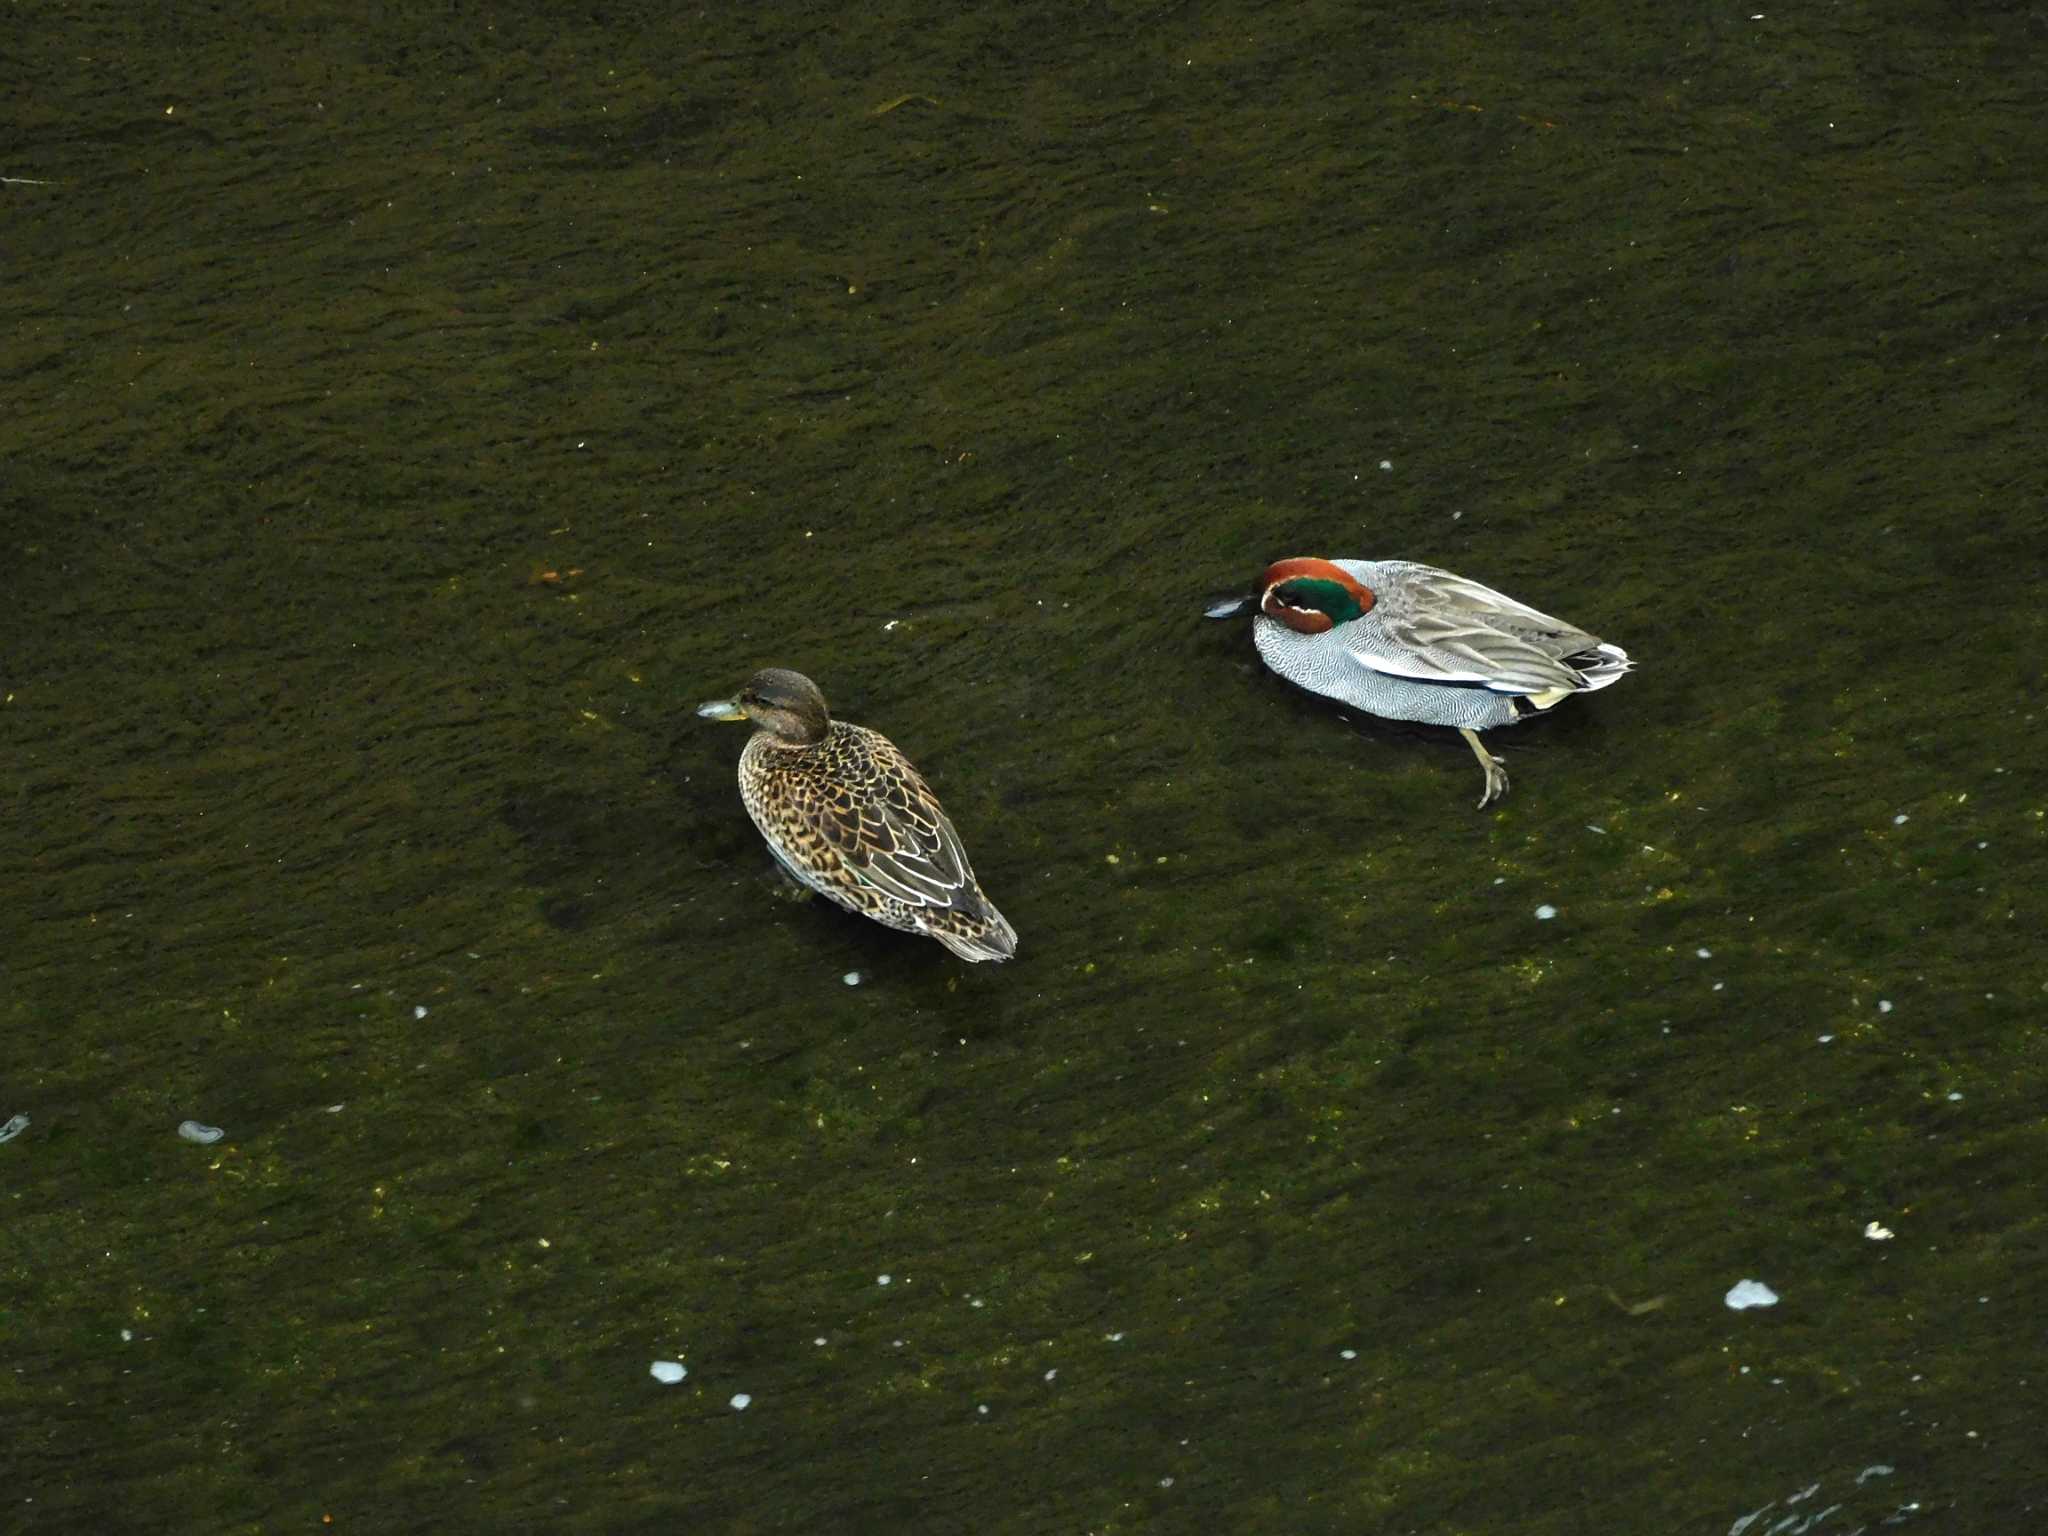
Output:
697,668,1018,961
1226,557,1632,807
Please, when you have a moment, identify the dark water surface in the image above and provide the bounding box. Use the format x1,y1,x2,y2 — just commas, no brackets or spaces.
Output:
6,2,2045,1530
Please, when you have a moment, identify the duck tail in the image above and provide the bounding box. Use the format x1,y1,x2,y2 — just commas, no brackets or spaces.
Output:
934,908,1019,963
1571,641,1632,693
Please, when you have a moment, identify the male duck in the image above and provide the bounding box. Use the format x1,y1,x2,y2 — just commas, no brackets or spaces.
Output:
1215,557,1632,807
697,668,1018,961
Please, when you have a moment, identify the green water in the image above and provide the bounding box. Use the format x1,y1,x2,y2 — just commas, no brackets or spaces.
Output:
5,2,2044,1530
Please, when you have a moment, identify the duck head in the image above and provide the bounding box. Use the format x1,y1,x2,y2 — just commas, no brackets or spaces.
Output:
1257,558,1376,634
696,667,831,745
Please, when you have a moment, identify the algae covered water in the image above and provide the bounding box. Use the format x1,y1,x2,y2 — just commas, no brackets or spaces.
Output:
5,3,2044,1530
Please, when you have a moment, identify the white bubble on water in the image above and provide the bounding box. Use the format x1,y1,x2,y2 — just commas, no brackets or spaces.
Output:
649,1360,686,1384
1534,904,1557,920
1725,1278,1778,1310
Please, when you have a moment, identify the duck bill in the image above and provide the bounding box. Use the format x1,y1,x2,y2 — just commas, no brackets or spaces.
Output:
695,697,749,722
1203,592,1254,619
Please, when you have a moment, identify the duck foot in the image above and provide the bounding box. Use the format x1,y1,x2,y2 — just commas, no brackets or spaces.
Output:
1459,728,1510,808
763,854,817,903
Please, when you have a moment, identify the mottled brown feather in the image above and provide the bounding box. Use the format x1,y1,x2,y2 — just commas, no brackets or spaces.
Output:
734,717,1016,962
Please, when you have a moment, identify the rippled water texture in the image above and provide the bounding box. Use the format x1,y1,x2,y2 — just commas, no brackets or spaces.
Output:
6,3,2044,1530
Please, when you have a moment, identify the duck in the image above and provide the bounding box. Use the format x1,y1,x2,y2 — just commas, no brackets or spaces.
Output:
696,668,1018,962
1211,557,1632,807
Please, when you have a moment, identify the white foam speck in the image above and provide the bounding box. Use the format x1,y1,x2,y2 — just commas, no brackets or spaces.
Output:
1044,1368,1057,1382
978,1404,989,1415
1864,1221,1894,1241
1725,1278,1778,1310
1878,999,1893,1013
1696,948,1712,959
1339,1348,1357,1360
649,1360,686,1384
177,1121,224,1145
1818,1034,1834,1043
1947,1091,1963,1102
414,1005,428,1019
877,1273,892,1286
1378,459,1392,471
120,1328,133,1342
730,1393,751,1410
1892,813,1908,825
1534,904,1557,920
813,1336,827,1346
0,1113,28,1144
842,971,862,986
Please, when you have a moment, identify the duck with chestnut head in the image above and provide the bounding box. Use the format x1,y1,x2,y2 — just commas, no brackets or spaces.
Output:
697,668,1018,961
1210,557,1632,807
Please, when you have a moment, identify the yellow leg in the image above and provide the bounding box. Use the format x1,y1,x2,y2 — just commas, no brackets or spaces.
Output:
1460,728,1510,808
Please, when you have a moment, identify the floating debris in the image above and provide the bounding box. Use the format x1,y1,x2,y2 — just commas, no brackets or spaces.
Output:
729,1392,752,1411
414,1004,428,1019
1864,1221,1894,1241
1892,813,1908,825
649,1360,687,1384
177,1121,225,1145
1725,1278,1778,1310
1878,999,1893,1014
877,1273,892,1286
1534,904,1558,920
1696,948,1712,959
0,1113,27,1144
1339,1348,1357,1360
842,971,862,987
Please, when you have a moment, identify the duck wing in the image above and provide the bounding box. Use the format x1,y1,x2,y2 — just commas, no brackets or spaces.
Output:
1341,561,1608,695
801,724,985,913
